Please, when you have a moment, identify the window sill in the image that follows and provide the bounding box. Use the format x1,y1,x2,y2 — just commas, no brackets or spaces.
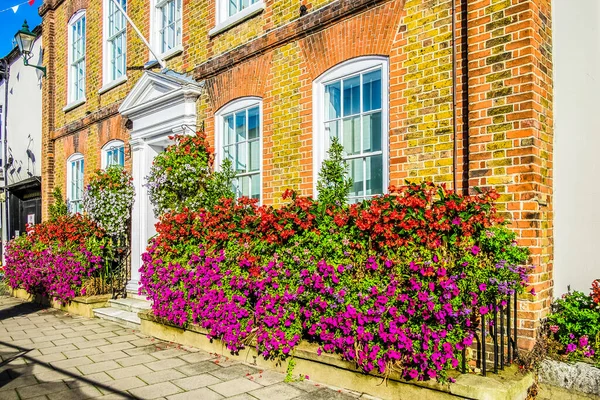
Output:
209,2,265,37
145,46,184,69
99,76,127,95
63,98,86,113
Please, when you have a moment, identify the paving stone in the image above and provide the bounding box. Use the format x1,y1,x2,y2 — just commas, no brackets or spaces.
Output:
122,346,157,356
249,383,305,400
34,368,80,382
62,330,96,338
52,337,88,347
246,370,285,386
116,354,157,367
288,380,323,393
64,371,113,389
209,364,259,381
63,348,102,359
0,374,38,392
151,349,189,360
51,356,94,369
39,344,77,355
105,364,153,379
31,353,67,364
0,390,19,400
96,343,134,353
137,369,186,385
47,385,102,400
75,339,111,349
105,335,139,344
226,395,261,400
77,361,121,375
129,382,183,399
129,338,155,347
145,358,188,372
100,376,147,392
166,388,223,400
83,332,117,341
16,382,69,399
293,388,357,400
31,335,65,344
90,394,131,400
176,361,221,376
177,351,213,364
91,326,121,334
89,351,129,363
171,373,222,391
209,378,262,397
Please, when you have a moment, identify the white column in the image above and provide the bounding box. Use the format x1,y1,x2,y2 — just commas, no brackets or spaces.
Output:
127,139,153,293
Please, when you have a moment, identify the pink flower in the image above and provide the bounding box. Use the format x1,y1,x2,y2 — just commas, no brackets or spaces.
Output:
549,325,559,333
471,246,480,255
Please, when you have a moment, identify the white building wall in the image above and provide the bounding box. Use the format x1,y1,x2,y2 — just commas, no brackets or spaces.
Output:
553,0,600,294
0,36,43,187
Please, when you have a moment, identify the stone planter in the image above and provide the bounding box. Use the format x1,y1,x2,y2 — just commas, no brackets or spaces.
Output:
538,359,600,399
139,310,533,400
11,288,111,318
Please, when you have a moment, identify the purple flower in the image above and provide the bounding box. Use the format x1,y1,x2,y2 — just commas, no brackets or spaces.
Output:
471,246,480,255
579,336,589,348
566,343,577,353
452,217,461,225
478,283,487,291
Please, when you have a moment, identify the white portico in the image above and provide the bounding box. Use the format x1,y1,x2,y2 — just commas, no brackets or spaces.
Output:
119,70,203,294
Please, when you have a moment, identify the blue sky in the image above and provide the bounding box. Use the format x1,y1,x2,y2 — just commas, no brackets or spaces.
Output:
0,0,42,57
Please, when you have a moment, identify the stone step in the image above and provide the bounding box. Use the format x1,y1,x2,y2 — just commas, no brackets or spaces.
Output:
93,307,141,329
126,291,148,301
108,298,152,314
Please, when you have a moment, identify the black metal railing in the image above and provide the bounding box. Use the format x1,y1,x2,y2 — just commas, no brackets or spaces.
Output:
109,241,131,300
461,294,519,376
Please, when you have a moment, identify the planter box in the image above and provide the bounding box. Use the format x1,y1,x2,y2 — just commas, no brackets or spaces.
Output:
11,288,111,318
139,311,533,400
538,359,600,399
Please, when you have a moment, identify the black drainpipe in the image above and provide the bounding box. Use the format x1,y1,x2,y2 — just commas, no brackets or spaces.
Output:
451,0,470,195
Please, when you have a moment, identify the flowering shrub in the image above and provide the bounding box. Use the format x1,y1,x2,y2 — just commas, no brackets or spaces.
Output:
145,131,235,217
547,285,600,363
141,182,531,382
4,215,109,303
83,166,135,237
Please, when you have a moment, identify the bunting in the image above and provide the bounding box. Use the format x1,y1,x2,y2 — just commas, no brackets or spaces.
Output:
0,0,36,14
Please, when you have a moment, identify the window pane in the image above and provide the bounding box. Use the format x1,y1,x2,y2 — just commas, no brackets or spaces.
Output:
362,112,382,153
241,175,250,197
363,69,382,112
366,155,383,196
229,0,237,16
325,121,339,142
251,175,260,199
241,0,250,9
343,76,360,116
348,158,364,198
224,115,234,145
235,111,246,142
248,106,259,139
325,82,341,120
249,141,259,172
236,142,247,172
342,116,360,155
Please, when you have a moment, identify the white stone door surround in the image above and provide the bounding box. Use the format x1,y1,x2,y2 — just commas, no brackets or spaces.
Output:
119,71,203,294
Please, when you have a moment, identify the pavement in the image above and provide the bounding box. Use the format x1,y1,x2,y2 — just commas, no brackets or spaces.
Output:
0,296,377,400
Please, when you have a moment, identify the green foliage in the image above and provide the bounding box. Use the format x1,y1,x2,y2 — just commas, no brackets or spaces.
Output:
479,225,529,265
48,187,69,221
317,137,352,206
145,132,235,217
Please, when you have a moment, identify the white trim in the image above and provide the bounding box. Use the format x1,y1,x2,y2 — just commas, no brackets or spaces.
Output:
101,139,125,169
67,10,87,104
215,97,263,203
209,1,265,37
103,0,128,86
66,153,84,214
98,75,127,95
312,56,390,201
63,98,86,112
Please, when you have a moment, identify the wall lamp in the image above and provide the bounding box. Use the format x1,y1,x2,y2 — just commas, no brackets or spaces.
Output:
14,20,46,78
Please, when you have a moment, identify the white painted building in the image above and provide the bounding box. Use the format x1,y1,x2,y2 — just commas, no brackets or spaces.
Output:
553,0,600,294
0,26,43,253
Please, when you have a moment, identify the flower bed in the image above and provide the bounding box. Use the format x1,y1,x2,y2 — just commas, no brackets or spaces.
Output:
140,182,532,383
4,214,109,303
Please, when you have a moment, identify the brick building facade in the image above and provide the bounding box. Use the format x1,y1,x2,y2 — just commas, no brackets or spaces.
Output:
39,0,553,348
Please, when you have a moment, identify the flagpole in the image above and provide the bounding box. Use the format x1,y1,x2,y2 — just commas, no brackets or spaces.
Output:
109,0,166,70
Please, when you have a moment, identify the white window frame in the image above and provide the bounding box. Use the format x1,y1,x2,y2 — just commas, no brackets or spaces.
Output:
101,0,127,91
215,97,263,203
150,0,183,60
312,56,389,203
101,140,126,169
67,10,87,107
210,0,265,37
67,153,85,214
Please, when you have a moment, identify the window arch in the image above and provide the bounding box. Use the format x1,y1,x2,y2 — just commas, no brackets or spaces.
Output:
215,97,263,202
313,56,389,203
68,10,87,105
101,140,125,168
67,153,84,214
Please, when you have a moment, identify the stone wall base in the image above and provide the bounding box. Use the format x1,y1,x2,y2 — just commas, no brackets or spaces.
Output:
139,311,533,400
538,359,600,398
11,288,111,318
